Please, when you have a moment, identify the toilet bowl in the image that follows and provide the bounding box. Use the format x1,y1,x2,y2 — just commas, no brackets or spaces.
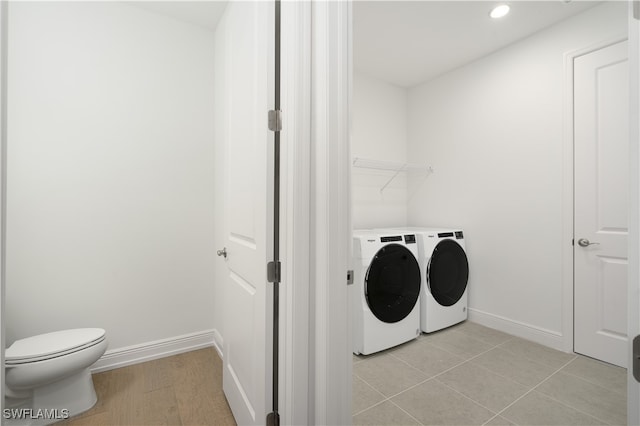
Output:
5,328,107,426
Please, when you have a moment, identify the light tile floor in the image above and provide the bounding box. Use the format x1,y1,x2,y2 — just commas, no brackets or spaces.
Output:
352,322,627,425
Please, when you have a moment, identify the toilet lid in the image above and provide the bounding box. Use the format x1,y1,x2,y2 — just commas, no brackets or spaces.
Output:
6,328,106,364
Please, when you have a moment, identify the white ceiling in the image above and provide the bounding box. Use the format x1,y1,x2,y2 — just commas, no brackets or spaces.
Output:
354,1,601,87
130,1,601,87
131,1,228,32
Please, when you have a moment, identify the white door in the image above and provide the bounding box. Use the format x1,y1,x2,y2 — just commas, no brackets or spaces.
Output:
574,39,629,368
219,2,274,425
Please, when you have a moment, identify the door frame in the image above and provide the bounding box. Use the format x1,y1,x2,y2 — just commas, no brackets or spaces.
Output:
627,1,640,423
279,1,311,424
561,33,627,356
280,1,352,424
0,0,7,414
307,1,352,424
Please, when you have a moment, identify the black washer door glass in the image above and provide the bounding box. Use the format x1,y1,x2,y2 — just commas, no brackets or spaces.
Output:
365,244,421,323
428,239,469,307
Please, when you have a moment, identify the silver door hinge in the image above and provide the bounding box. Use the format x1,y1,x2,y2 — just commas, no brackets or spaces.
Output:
347,270,354,285
266,412,280,426
267,261,281,283
268,109,282,132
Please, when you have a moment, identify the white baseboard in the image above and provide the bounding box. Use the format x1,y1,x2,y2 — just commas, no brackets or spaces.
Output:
212,328,224,359
91,329,218,373
468,308,568,352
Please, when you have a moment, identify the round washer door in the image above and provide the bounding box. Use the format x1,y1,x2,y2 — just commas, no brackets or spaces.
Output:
365,244,421,323
427,239,469,307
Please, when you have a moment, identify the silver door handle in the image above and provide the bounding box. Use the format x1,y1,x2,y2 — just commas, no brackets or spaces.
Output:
217,247,227,258
578,238,600,247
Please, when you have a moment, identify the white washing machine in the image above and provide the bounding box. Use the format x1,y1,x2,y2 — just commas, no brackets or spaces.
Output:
351,230,422,355
378,227,469,333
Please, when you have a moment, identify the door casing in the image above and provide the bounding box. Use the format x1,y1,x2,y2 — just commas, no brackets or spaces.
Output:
625,1,640,423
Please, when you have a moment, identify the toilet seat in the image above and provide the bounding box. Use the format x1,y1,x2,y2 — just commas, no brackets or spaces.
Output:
6,328,106,365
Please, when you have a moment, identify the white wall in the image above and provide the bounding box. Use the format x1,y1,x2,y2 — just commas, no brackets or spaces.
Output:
352,72,408,229
407,2,627,348
6,2,217,352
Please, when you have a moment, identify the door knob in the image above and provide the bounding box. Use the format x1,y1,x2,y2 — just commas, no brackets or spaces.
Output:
577,238,600,247
217,247,227,258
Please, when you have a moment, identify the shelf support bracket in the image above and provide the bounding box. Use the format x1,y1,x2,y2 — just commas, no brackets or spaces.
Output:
379,167,404,193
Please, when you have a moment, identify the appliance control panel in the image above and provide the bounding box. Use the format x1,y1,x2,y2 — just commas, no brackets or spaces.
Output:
404,234,417,244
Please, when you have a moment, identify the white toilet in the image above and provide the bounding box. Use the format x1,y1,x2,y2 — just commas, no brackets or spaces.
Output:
5,328,108,425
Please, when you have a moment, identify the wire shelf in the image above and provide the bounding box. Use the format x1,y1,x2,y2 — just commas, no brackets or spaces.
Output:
352,157,433,192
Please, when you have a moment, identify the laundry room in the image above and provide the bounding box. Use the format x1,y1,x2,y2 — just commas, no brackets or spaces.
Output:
351,1,629,424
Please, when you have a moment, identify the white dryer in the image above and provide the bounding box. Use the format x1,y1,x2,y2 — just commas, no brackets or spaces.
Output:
378,227,469,333
351,230,422,355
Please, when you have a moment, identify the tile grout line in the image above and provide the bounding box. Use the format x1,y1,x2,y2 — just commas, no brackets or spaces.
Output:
384,341,499,398
432,376,501,416
465,350,554,391
386,398,426,426
496,354,577,410
532,369,626,425
351,398,389,418
558,369,627,397
391,329,513,373
528,392,615,426
376,339,521,424
425,329,517,358
352,363,433,417
488,354,614,425
481,414,502,426
352,326,617,425
352,332,505,420
392,334,589,425
416,331,530,419
355,332,515,423
351,374,390,417
352,394,426,426
493,337,577,372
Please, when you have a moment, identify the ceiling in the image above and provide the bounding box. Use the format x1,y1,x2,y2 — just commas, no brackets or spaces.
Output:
129,1,601,88
354,1,601,87
131,1,227,32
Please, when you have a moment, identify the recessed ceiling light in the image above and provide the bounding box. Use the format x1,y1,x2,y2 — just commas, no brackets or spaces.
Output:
490,4,510,19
